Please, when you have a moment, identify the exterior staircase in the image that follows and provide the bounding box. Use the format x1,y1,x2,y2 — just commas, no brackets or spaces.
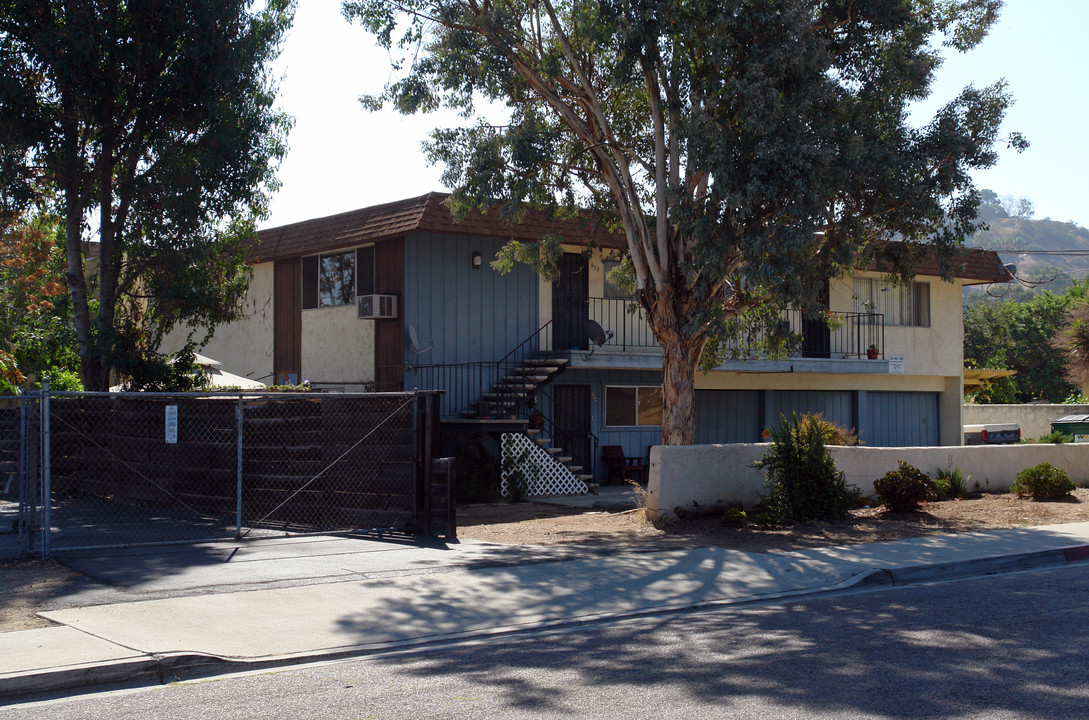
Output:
462,357,568,420
458,355,594,489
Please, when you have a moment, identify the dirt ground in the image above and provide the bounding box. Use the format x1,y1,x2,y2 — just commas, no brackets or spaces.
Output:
3,488,1088,635
455,488,1089,552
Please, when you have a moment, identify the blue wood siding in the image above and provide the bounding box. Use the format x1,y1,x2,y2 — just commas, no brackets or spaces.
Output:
769,390,854,431
403,232,540,414
864,391,939,446
547,369,662,484
403,232,539,365
694,390,761,444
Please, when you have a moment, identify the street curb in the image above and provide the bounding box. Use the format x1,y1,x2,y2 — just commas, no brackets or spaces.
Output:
5,543,1089,701
868,544,1089,588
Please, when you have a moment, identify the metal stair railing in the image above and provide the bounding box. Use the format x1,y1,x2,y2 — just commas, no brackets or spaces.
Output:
410,320,560,419
529,384,599,483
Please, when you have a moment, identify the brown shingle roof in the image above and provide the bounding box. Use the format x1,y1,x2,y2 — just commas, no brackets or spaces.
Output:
252,192,1010,284
250,192,624,263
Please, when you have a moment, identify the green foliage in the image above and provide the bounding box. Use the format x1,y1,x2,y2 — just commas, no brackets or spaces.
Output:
501,434,536,503
454,434,502,503
723,506,747,526
0,217,81,393
348,0,1019,443
1011,462,1076,500
963,290,1077,402
1052,299,1089,394
754,413,859,523
1029,431,1074,444
873,461,937,513
934,466,970,500
0,0,294,390
1061,393,1089,404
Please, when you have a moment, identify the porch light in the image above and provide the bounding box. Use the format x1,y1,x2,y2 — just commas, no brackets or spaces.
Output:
471,251,482,270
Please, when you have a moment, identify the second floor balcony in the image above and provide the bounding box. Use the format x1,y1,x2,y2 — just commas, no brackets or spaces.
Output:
553,297,886,369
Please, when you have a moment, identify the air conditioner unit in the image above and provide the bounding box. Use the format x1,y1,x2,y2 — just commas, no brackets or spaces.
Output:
357,294,397,319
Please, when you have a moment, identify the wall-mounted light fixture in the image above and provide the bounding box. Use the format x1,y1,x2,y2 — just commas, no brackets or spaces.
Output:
471,251,482,270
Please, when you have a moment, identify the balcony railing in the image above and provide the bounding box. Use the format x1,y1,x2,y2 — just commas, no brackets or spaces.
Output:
579,297,884,360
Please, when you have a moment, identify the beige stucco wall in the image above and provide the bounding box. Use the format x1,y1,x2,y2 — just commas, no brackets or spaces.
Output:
160,261,275,383
829,272,964,378
963,404,1089,441
648,442,1089,519
301,304,375,386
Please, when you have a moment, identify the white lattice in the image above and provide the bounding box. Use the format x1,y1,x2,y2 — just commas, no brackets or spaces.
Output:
499,432,589,497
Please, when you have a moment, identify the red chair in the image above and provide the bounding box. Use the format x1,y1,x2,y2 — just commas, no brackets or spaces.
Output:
602,445,645,485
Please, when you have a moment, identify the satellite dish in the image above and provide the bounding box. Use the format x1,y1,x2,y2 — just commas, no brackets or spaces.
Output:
586,319,612,347
1002,263,1017,278
408,325,421,354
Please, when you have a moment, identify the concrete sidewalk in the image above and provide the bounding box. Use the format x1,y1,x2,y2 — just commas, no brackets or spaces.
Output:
3,521,1089,700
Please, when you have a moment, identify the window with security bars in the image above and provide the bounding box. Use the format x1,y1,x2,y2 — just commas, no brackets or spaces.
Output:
852,277,930,327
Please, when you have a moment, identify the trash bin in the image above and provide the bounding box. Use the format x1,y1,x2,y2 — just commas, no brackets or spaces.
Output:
1051,415,1089,443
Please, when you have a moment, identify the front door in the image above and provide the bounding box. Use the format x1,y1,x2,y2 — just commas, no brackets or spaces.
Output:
801,279,831,359
554,385,592,476
552,253,589,351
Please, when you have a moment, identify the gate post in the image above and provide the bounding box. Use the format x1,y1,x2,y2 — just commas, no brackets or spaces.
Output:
40,380,50,559
235,395,243,540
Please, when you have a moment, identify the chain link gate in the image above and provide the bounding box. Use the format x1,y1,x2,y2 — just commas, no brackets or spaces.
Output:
0,395,41,559
4,390,449,558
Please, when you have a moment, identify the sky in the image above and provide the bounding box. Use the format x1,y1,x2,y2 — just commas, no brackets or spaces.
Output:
262,1,1089,232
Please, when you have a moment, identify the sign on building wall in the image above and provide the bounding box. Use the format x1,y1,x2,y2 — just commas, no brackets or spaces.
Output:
889,356,905,374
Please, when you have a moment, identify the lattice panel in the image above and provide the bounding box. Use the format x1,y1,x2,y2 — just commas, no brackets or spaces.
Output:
500,432,588,498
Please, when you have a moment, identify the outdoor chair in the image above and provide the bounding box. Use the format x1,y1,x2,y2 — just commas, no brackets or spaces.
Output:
602,445,645,485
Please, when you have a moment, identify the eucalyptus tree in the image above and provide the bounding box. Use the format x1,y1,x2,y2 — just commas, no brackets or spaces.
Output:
346,0,1022,443
0,0,294,390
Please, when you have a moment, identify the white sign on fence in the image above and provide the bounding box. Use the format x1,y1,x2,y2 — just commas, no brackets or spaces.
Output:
165,405,178,444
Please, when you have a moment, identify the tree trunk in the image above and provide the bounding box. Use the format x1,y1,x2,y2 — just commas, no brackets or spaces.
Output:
659,336,702,445
646,286,708,446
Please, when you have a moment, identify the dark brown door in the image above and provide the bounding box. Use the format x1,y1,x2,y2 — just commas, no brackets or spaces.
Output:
374,238,405,390
801,279,831,359
554,385,591,474
553,253,588,351
273,259,301,384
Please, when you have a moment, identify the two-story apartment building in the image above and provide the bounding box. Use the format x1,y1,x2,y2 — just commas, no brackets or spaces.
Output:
183,193,1009,483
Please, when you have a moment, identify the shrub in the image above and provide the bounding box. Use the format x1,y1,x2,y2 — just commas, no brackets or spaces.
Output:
1029,430,1073,444
454,434,502,503
873,461,937,512
934,466,970,500
1011,462,1076,500
723,506,747,526
754,413,859,523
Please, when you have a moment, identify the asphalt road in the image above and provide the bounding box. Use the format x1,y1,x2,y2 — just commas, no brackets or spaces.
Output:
5,564,1089,719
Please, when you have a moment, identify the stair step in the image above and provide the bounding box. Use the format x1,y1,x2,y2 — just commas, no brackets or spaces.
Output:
556,456,572,463
578,474,594,482
546,447,562,456
535,437,552,446
524,428,541,436
566,465,583,472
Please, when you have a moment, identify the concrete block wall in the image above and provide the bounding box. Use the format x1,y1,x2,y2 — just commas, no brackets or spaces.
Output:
648,442,1089,520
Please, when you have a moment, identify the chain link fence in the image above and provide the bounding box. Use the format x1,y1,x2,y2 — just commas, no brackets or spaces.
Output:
0,390,452,560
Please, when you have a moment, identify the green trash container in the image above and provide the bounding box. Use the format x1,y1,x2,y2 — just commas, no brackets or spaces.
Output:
1051,415,1089,443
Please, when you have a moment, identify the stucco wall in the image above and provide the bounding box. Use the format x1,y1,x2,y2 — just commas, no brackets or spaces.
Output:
160,261,275,383
647,442,1089,520
300,303,375,385
962,404,1089,441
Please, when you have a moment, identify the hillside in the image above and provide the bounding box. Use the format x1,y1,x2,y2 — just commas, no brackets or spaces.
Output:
964,194,1089,285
